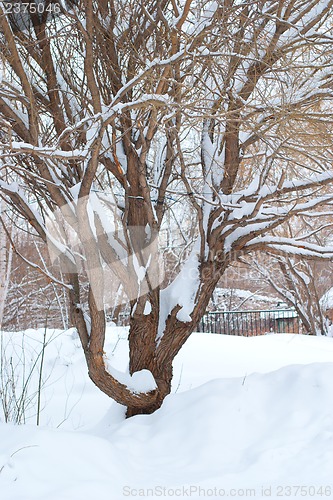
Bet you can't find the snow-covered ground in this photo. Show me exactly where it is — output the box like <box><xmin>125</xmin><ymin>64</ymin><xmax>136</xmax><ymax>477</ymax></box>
<box><xmin>0</xmin><ymin>327</ymin><xmax>333</xmax><ymax>500</ymax></box>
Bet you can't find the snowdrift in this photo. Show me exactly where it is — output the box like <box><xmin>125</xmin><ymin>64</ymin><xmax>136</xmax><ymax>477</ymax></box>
<box><xmin>0</xmin><ymin>329</ymin><xmax>332</xmax><ymax>500</ymax></box>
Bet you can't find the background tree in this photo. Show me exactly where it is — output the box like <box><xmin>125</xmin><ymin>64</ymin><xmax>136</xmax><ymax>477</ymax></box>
<box><xmin>252</xmin><ymin>213</ymin><xmax>333</xmax><ymax>336</ymax></box>
<box><xmin>1</xmin><ymin>0</ymin><xmax>333</xmax><ymax>416</ymax></box>
<box><xmin>0</xmin><ymin>201</ymin><xmax>12</xmax><ymax>329</ymax></box>
<box><xmin>253</xmin><ymin>253</ymin><xmax>331</xmax><ymax>336</ymax></box>
<box><xmin>0</xmin><ymin>230</ymin><xmax>69</xmax><ymax>331</ymax></box>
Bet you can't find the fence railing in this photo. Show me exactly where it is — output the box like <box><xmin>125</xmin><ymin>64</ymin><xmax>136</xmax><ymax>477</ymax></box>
<box><xmin>198</xmin><ymin>308</ymin><xmax>301</xmax><ymax>336</ymax></box>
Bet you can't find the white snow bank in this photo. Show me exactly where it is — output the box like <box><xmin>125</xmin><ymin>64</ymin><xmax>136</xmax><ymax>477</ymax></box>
<box><xmin>172</xmin><ymin>332</ymin><xmax>333</xmax><ymax>390</ymax></box>
<box><xmin>1</xmin><ymin>361</ymin><xmax>333</xmax><ymax>499</ymax></box>
<box><xmin>0</xmin><ymin>329</ymin><xmax>332</xmax><ymax>499</ymax></box>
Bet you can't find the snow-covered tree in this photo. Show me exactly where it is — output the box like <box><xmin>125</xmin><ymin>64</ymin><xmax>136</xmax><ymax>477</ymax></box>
<box><xmin>0</xmin><ymin>233</ymin><xmax>69</xmax><ymax>331</ymax></box>
<box><xmin>1</xmin><ymin>0</ymin><xmax>333</xmax><ymax>415</ymax></box>
<box><xmin>0</xmin><ymin>201</ymin><xmax>12</xmax><ymax>329</ymax></box>
<box><xmin>253</xmin><ymin>253</ymin><xmax>330</xmax><ymax>336</ymax></box>
<box><xmin>251</xmin><ymin>213</ymin><xmax>333</xmax><ymax>336</ymax></box>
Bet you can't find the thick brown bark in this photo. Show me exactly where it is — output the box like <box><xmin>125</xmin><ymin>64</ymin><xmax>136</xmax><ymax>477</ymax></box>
<box><xmin>126</xmin><ymin>308</ymin><xmax>170</xmax><ymax>417</ymax></box>
<box><xmin>126</xmin><ymin>260</ymin><xmax>226</xmax><ymax>417</ymax></box>
<box><xmin>87</xmin><ymin>351</ymin><xmax>160</xmax><ymax>411</ymax></box>
<box><xmin>67</xmin><ymin>281</ymin><xmax>160</xmax><ymax>413</ymax></box>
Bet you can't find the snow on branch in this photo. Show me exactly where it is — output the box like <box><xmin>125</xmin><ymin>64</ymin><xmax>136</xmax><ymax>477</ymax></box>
<box><xmin>246</xmin><ymin>236</ymin><xmax>333</xmax><ymax>260</ymax></box>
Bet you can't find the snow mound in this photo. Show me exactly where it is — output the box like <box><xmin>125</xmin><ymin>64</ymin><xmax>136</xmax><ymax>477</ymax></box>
<box><xmin>1</xmin><ymin>362</ymin><xmax>333</xmax><ymax>499</ymax></box>
<box><xmin>0</xmin><ymin>329</ymin><xmax>333</xmax><ymax>499</ymax></box>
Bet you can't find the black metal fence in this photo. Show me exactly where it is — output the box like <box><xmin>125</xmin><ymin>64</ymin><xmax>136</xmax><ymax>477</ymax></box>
<box><xmin>198</xmin><ymin>308</ymin><xmax>301</xmax><ymax>336</ymax></box>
